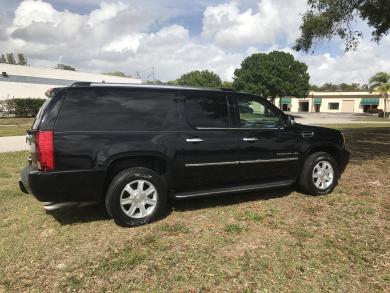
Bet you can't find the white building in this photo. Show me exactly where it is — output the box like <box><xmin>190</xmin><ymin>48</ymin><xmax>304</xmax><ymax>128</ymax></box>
<box><xmin>275</xmin><ymin>91</ymin><xmax>387</xmax><ymax>113</ymax></box>
<box><xmin>0</xmin><ymin>64</ymin><xmax>141</xmax><ymax>100</ymax></box>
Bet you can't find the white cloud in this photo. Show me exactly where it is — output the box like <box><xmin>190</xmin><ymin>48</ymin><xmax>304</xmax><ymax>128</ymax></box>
<box><xmin>296</xmin><ymin>37</ymin><xmax>390</xmax><ymax>85</ymax></box>
<box><xmin>202</xmin><ymin>0</ymin><xmax>307</xmax><ymax>47</ymax></box>
<box><xmin>87</xmin><ymin>2</ymin><xmax>128</xmax><ymax>27</ymax></box>
<box><xmin>1</xmin><ymin>0</ymin><xmax>243</xmax><ymax>81</ymax></box>
<box><xmin>1</xmin><ymin>0</ymin><xmax>390</xmax><ymax>85</ymax></box>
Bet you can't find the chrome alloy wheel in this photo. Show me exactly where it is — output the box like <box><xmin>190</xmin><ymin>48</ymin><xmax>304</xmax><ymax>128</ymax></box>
<box><xmin>312</xmin><ymin>160</ymin><xmax>334</xmax><ymax>190</ymax></box>
<box><xmin>120</xmin><ymin>180</ymin><xmax>158</xmax><ymax>219</ymax></box>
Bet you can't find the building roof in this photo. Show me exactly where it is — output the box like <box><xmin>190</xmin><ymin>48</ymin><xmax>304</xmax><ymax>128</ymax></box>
<box><xmin>0</xmin><ymin>63</ymin><xmax>141</xmax><ymax>85</ymax></box>
<box><xmin>309</xmin><ymin>91</ymin><xmax>381</xmax><ymax>96</ymax></box>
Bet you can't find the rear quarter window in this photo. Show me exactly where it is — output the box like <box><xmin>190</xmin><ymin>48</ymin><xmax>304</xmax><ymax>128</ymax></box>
<box><xmin>54</xmin><ymin>88</ymin><xmax>173</xmax><ymax>131</ymax></box>
<box><xmin>32</xmin><ymin>98</ymin><xmax>51</xmax><ymax>129</ymax></box>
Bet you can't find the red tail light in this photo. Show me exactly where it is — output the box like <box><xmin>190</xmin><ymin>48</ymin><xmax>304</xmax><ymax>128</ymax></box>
<box><xmin>36</xmin><ymin>131</ymin><xmax>54</xmax><ymax>171</ymax></box>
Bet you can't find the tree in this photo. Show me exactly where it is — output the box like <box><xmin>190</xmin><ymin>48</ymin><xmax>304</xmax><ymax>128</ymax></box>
<box><xmin>310</xmin><ymin>82</ymin><xmax>365</xmax><ymax>91</ymax></box>
<box><xmin>6</xmin><ymin>53</ymin><xmax>16</xmax><ymax>65</ymax></box>
<box><xmin>176</xmin><ymin>70</ymin><xmax>222</xmax><ymax>87</ymax></box>
<box><xmin>221</xmin><ymin>81</ymin><xmax>233</xmax><ymax>89</ymax></box>
<box><xmin>167</xmin><ymin>80</ymin><xmax>178</xmax><ymax>86</ymax></box>
<box><xmin>56</xmin><ymin>64</ymin><xmax>76</xmax><ymax>71</ymax></box>
<box><xmin>0</xmin><ymin>54</ymin><xmax>6</xmax><ymax>63</ymax></box>
<box><xmin>233</xmin><ymin>51</ymin><xmax>310</xmax><ymax>105</ymax></box>
<box><xmin>295</xmin><ymin>0</ymin><xmax>390</xmax><ymax>53</ymax></box>
<box><xmin>17</xmin><ymin>53</ymin><xmax>27</xmax><ymax>65</ymax></box>
<box><xmin>369</xmin><ymin>72</ymin><xmax>390</xmax><ymax>118</ymax></box>
<box><xmin>103</xmin><ymin>71</ymin><xmax>127</xmax><ymax>77</ymax></box>
<box><xmin>145</xmin><ymin>80</ymin><xmax>164</xmax><ymax>85</ymax></box>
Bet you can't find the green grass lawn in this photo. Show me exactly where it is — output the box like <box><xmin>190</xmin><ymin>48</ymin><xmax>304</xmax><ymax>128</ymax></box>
<box><xmin>0</xmin><ymin>118</ymin><xmax>34</xmax><ymax>137</ymax></box>
<box><xmin>0</xmin><ymin>118</ymin><xmax>35</xmax><ymax>125</ymax></box>
<box><xmin>0</xmin><ymin>126</ymin><xmax>389</xmax><ymax>292</ymax></box>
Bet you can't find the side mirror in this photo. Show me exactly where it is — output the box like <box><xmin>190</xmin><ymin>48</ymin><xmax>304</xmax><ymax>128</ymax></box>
<box><xmin>286</xmin><ymin>115</ymin><xmax>295</xmax><ymax>127</ymax></box>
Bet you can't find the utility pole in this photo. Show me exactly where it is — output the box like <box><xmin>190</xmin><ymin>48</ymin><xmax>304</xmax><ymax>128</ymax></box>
<box><xmin>152</xmin><ymin>66</ymin><xmax>156</xmax><ymax>83</ymax></box>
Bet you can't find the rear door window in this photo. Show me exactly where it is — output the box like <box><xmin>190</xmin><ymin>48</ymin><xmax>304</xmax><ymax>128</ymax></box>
<box><xmin>184</xmin><ymin>92</ymin><xmax>229</xmax><ymax>128</ymax></box>
<box><xmin>55</xmin><ymin>88</ymin><xmax>173</xmax><ymax>131</ymax></box>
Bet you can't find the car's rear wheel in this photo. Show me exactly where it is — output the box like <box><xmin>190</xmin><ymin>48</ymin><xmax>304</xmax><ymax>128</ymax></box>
<box><xmin>105</xmin><ymin>167</ymin><xmax>167</xmax><ymax>227</ymax></box>
<box><xmin>299</xmin><ymin>152</ymin><xmax>339</xmax><ymax>195</ymax></box>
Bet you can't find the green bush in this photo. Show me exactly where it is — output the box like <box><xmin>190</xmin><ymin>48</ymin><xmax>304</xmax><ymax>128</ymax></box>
<box><xmin>5</xmin><ymin>98</ymin><xmax>45</xmax><ymax>117</ymax></box>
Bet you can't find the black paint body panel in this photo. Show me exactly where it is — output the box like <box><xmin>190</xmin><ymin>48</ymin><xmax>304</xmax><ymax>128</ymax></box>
<box><xmin>20</xmin><ymin>85</ymin><xmax>349</xmax><ymax>203</ymax></box>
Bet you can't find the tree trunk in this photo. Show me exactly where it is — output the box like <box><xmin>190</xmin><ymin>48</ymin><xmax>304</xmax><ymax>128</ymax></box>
<box><xmin>384</xmin><ymin>92</ymin><xmax>388</xmax><ymax>119</ymax></box>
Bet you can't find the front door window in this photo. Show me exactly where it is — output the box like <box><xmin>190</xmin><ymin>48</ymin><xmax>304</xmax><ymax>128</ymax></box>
<box><xmin>238</xmin><ymin>96</ymin><xmax>281</xmax><ymax>128</ymax></box>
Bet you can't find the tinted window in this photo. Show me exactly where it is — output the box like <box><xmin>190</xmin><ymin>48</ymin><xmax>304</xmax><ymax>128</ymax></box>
<box><xmin>237</xmin><ymin>95</ymin><xmax>281</xmax><ymax>128</ymax></box>
<box><xmin>328</xmin><ymin>102</ymin><xmax>339</xmax><ymax>110</ymax></box>
<box><xmin>184</xmin><ymin>93</ymin><xmax>229</xmax><ymax>128</ymax></box>
<box><xmin>55</xmin><ymin>88</ymin><xmax>172</xmax><ymax>131</ymax></box>
<box><xmin>32</xmin><ymin>98</ymin><xmax>51</xmax><ymax>129</ymax></box>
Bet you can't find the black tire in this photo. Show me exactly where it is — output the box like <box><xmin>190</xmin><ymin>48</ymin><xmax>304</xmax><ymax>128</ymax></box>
<box><xmin>105</xmin><ymin>167</ymin><xmax>167</xmax><ymax>227</ymax></box>
<box><xmin>299</xmin><ymin>152</ymin><xmax>339</xmax><ymax>195</ymax></box>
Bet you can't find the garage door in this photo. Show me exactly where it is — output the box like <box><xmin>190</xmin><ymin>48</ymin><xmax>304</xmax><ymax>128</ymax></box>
<box><xmin>342</xmin><ymin>100</ymin><xmax>354</xmax><ymax>112</ymax></box>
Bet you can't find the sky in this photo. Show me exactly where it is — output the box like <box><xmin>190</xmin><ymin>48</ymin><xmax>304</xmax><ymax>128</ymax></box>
<box><xmin>0</xmin><ymin>0</ymin><xmax>390</xmax><ymax>85</ymax></box>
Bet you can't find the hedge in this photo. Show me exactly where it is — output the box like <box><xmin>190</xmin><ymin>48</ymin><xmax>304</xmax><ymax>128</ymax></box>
<box><xmin>2</xmin><ymin>98</ymin><xmax>46</xmax><ymax>117</ymax></box>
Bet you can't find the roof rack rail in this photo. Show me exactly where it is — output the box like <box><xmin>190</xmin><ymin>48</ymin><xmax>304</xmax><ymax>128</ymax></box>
<box><xmin>71</xmin><ymin>82</ymin><xmax>91</xmax><ymax>87</ymax></box>
<box><xmin>68</xmin><ymin>82</ymin><xmax>236</xmax><ymax>92</ymax></box>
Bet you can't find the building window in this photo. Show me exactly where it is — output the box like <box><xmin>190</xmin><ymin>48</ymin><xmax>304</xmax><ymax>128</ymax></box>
<box><xmin>299</xmin><ymin>101</ymin><xmax>309</xmax><ymax>112</ymax></box>
<box><xmin>328</xmin><ymin>103</ymin><xmax>339</xmax><ymax>110</ymax></box>
<box><xmin>281</xmin><ymin>103</ymin><xmax>291</xmax><ymax>111</ymax></box>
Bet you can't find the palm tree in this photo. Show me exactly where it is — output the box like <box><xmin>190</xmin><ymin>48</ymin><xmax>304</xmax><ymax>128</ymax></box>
<box><xmin>369</xmin><ymin>72</ymin><xmax>390</xmax><ymax>118</ymax></box>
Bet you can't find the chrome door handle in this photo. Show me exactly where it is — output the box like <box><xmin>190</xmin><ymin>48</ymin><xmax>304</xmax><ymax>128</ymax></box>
<box><xmin>186</xmin><ymin>138</ymin><xmax>204</xmax><ymax>143</ymax></box>
<box><xmin>242</xmin><ymin>137</ymin><xmax>259</xmax><ymax>142</ymax></box>
<box><xmin>301</xmin><ymin>131</ymin><xmax>314</xmax><ymax>138</ymax></box>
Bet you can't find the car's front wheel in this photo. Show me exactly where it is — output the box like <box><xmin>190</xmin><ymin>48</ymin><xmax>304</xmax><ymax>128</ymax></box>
<box><xmin>299</xmin><ymin>152</ymin><xmax>339</xmax><ymax>195</ymax></box>
<box><xmin>105</xmin><ymin>167</ymin><xmax>167</xmax><ymax>227</ymax></box>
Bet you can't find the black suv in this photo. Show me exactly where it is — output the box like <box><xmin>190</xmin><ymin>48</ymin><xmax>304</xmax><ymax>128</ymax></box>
<box><xmin>20</xmin><ymin>83</ymin><xmax>349</xmax><ymax>227</ymax></box>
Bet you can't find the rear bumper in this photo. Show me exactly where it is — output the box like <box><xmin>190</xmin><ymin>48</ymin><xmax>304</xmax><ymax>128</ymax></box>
<box><xmin>19</xmin><ymin>165</ymin><xmax>106</xmax><ymax>202</ymax></box>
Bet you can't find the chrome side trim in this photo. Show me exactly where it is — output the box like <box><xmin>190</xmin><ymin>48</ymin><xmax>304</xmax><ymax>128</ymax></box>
<box><xmin>185</xmin><ymin>161</ymin><xmax>239</xmax><ymax>167</ymax></box>
<box><xmin>185</xmin><ymin>157</ymin><xmax>298</xmax><ymax>167</ymax></box>
<box><xmin>239</xmin><ymin>157</ymin><xmax>298</xmax><ymax>164</ymax></box>
<box><xmin>196</xmin><ymin>127</ymin><xmax>283</xmax><ymax>130</ymax></box>
<box><xmin>277</xmin><ymin>152</ymin><xmax>299</xmax><ymax>156</ymax></box>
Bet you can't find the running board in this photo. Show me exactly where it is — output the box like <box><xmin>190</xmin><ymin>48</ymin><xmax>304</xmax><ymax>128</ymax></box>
<box><xmin>43</xmin><ymin>201</ymin><xmax>99</xmax><ymax>211</ymax></box>
<box><xmin>173</xmin><ymin>179</ymin><xmax>295</xmax><ymax>199</ymax></box>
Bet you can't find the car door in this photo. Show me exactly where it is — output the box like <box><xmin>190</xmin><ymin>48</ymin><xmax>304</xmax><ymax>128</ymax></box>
<box><xmin>232</xmin><ymin>93</ymin><xmax>302</xmax><ymax>183</ymax></box>
<box><xmin>173</xmin><ymin>90</ymin><xmax>240</xmax><ymax>192</ymax></box>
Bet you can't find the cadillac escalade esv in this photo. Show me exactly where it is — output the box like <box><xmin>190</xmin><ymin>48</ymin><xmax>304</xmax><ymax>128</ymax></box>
<box><xmin>20</xmin><ymin>83</ymin><xmax>349</xmax><ymax>227</ymax></box>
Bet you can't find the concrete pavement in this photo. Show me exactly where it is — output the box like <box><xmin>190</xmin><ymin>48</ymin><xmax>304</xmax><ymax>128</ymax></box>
<box><xmin>0</xmin><ymin>136</ymin><xmax>29</xmax><ymax>153</ymax></box>
<box><xmin>293</xmin><ymin>113</ymin><xmax>390</xmax><ymax>125</ymax></box>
